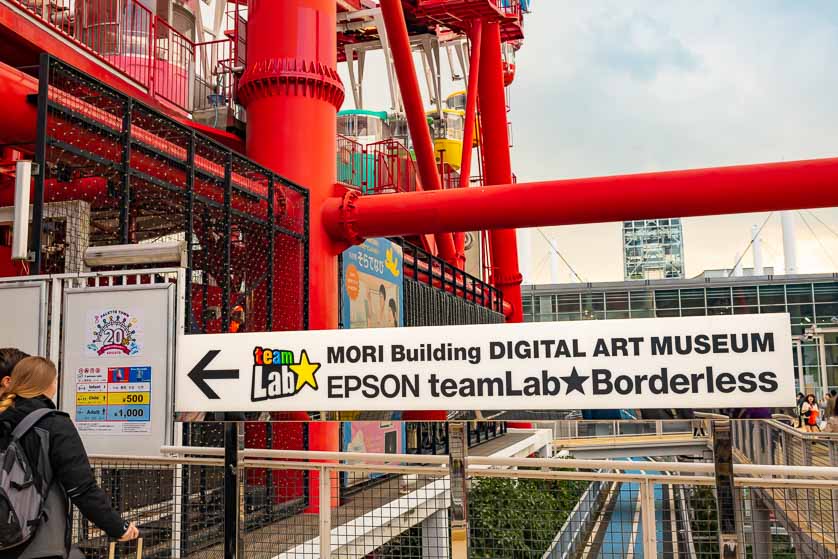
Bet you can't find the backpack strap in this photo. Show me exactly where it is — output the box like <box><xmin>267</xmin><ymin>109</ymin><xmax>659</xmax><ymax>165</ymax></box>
<box><xmin>11</xmin><ymin>408</ymin><xmax>56</xmax><ymax>441</ymax></box>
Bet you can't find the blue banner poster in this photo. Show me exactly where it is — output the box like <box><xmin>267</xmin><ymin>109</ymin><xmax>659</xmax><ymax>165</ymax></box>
<box><xmin>341</xmin><ymin>238</ymin><xmax>404</xmax><ymax>329</ymax></box>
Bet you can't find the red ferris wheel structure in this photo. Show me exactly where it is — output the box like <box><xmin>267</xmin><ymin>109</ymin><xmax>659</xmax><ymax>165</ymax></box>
<box><xmin>1</xmin><ymin>0</ymin><xmax>838</xmax><ymax>510</ymax></box>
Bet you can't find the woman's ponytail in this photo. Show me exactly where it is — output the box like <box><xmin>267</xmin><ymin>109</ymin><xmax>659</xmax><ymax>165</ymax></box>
<box><xmin>0</xmin><ymin>393</ymin><xmax>17</xmax><ymax>413</ymax></box>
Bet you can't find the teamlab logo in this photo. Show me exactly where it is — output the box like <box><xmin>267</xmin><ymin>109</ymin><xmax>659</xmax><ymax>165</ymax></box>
<box><xmin>251</xmin><ymin>346</ymin><xmax>321</xmax><ymax>402</ymax></box>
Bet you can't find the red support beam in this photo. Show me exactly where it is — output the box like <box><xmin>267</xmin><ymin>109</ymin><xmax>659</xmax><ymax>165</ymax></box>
<box><xmin>0</xmin><ymin>62</ymin><xmax>38</xmax><ymax>149</ymax></box>
<box><xmin>477</xmin><ymin>20</ymin><xmax>523</xmax><ymax>322</ymax></box>
<box><xmin>378</xmin><ymin>0</ymin><xmax>458</xmax><ymax>264</ymax></box>
<box><xmin>323</xmin><ymin>156</ymin><xmax>838</xmax><ymax>240</ymax></box>
<box><xmin>454</xmin><ymin>20</ymin><xmax>483</xmax><ymax>267</ymax></box>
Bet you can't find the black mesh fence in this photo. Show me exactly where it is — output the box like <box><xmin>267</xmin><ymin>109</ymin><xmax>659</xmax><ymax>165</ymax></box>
<box><xmin>33</xmin><ymin>55</ymin><xmax>308</xmax><ymax>333</ymax></box>
<box><xmin>403</xmin><ymin>282</ymin><xmax>504</xmax><ymax>327</ymax></box>
<box><xmin>73</xmin><ymin>425</ymin><xmax>838</xmax><ymax>559</ymax></box>
<box><xmin>75</xmin><ymin>457</ymin><xmax>226</xmax><ymax>559</ymax></box>
<box><xmin>396</xmin><ymin>237</ymin><xmax>505</xmax><ymax>326</ymax></box>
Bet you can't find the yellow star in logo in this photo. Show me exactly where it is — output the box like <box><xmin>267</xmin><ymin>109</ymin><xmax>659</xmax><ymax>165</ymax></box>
<box><xmin>290</xmin><ymin>350</ymin><xmax>320</xmax><ymax>392</ymax></box>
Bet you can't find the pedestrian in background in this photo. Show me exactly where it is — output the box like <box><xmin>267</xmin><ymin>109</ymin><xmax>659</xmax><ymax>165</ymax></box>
<box><xmin>801</xmin><ymin>394</ymin><xmax>820</xmax><ymax>433</ymax></box>
<box><xmin>0</xmin><ymin>348</ymin><xmax>28</xmax><ymax>394</ymax></box>
<box><xmin>825</xmin><ymin>389</ymin><xmax>837</xmax><ymax>421</ymax></box>
<box><xmin>826</xmin><ymin>397</ymin><xmax>838</xmax><ymax>433</ymax></box>
<box><xmin>796</xmin><ymin>392</ymin><xmax>806</xmax><ymax>427</ymax></box>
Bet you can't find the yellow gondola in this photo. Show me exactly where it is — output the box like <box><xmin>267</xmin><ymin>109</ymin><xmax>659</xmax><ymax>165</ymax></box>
<box><xmin>427</xmin><ymin>108</ymin><xmax>467</xmax><ymax>170</ymax></box>
<box><xmin>445</xmin><ymin>91</ymin><xmax>480</xmax><ymax>148</ymax></box>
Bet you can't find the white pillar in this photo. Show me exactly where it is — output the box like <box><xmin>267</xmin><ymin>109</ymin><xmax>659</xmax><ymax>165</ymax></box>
<box><xmin>781</xmin><ymin>211</ymin><xmax>798</xmax><ymax>274</ymax></box>
<box><xmin>549</xmin><ymin>238</ymin><xmax>560</xmax><ymax>284</ymax></box>
<box><xmin>733</xmin><ymin>252</ymin><xmax>743</xmax><ymax>277</ymax></box>
<box><xmin>751</xmin><ymin>225</ymin><xmax>764</xmax><ymax>276</ymax></box>
<box><xmin>422</xmin><ymin>509</ymin><xmax>450</xmax><ymax>559</ymax></box>
<box><xmin>517</xmin><ymin>229</ymin><xmax>532</xmax><ymax>284</ymax></box>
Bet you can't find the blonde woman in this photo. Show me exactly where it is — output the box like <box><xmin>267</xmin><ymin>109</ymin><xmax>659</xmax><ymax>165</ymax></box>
<box><xmin>0</xmin><ymin>357</ymin><xmax>137</xmax><ymax>559</ymax></box>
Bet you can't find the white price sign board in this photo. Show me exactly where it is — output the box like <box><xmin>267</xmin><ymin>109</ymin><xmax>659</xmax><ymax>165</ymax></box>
<box><xmin>61</xmin><ymin>284</ymin><xmax>175</xmax><ymax>456</ymax></box>
<box><xmin>175</xmin><ymin>314</ymin><xmax>796</xmax><ymax>413</ymax></box>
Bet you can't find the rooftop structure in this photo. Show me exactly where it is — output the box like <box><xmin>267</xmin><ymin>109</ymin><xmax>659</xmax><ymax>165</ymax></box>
<box><xmin>622</xmin><ymin>218</ymin><xmax>685</xmax><ymax>280</ymax></box>
<box><xmin>523</xmin><ymin>273</ymin><xmax>838</xmax><ymax>396</ymax></box>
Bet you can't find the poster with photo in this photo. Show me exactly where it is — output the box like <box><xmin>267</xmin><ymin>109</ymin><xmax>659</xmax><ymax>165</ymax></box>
<box><xmin>341</xmin><ymin>421</ymin><xmax>405</xmax><ymax>488</ymax></box>
<box><xmin>341</xmin><ymin>238</ymin><xmax>404</xmax><ymax>329</ymax></box>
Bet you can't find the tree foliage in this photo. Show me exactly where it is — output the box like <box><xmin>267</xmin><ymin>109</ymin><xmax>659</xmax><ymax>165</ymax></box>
<box><xmin>468</xmin><ymin>477</ymin><xmax>589</xmax><ymax>559</ymax></box>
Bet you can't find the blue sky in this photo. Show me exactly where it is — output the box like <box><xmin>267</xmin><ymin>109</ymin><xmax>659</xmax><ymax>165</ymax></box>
<box><xmin>340</xmin><ymin>1</ymin><xmax>838</xmax><ymax>282</ymax></box>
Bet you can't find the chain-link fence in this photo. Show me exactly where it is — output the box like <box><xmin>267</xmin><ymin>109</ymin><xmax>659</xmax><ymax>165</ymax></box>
<box><xmin>78</xmin><ymin>454</ymin><xmax>225</xmax><ymax>559</ymax></box>
<box><xmin>733</xmin><ymin>419</ymin><xmax>838</xmax><ymax>558</ymax></box>
<box><xmin>33</xmin><ymin>55</ymin><xmax>309</xmax><ymax>333</ymax></box>
<box><xmin>78</xmin><ymin>420</ymin><xmax>838</xmax><ymax>559</ymax></box>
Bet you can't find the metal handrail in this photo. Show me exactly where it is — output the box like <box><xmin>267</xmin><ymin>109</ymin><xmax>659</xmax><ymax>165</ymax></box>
<box><xmin>765</xmin><ymin>417</ymin><xmax>838</xmax><ymax>439</ymax></box>
<box><xmin>91</xmin><ymin>450</ymin><xmax>838</xmax><ymax>489</ymax></box>
<box><xmin>157</xmin><ymin>446</ymin><xmax>838</xmax><ymax>481</ymax></box>
<box><xmin>0</xmin><ymin>266</ymin><xmax>182</xmax><ymax>283</ymax></box>
<box><xmin>242</xmin><ymin>447</ymin><xmax>450</xmax><ymax>464</ymax></box>
<box><xmin>9</xmin><ymin>0</ymin><xmax>237</xmax><ymax>111</ymax></box>
<box><xmin>470</xmin><ymin>455</ymin><xmax>838</xmax><ymax>479</ymax></box>
<box><xmin>693</xmin><ymin>411</ymin><xmax>729</xmax><ymax>420</ymax></box>
<box><xmin>90</xmin><ymin>454</ymin><xmax>222</xmax><ymax>467</ymax></box>
<box><xmin>553</xmin><ymin>419</ymin><xmax>696</xmax><ymax>440</ymax></box>
<box><xmin>243</xmin><ymin>459</ymin><xmax>449</xmax><ymax>477</ymax></box>
<box><xmin>161</xmin><ymin>445</ymin><xmax>450</xmax><ymax>465</ymax></box>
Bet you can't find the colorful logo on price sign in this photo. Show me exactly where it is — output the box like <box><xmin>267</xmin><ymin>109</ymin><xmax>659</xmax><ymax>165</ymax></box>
<box><xmin>87</xmin><ymin>309</ymin><xmax>141</xmax><ymax>356</ymax></box>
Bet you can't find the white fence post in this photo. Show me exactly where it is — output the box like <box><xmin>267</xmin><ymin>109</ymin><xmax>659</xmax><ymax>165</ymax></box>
<box><xmin>171</xmin><ymin>423</ymin><xmax>183</xmax><ymax>559</ymax></box>
<box><xmin>319</xmin><ymin>466</ymin><xmax>332</xmax><ymax>559</ymax></box>
<box><xmin>830</xmin><ymin>442</ymin><xmax>838</xmax><ymax>549</ymax></box>
<box><xmin>639</xmin><ymin>479</ymin><xmax>657</xmax><ymax>559</ymax></box>
<box><xmin>449</xmin><ymin>423</ymin><xmax>468</xmax><ymax>559</ymax></box>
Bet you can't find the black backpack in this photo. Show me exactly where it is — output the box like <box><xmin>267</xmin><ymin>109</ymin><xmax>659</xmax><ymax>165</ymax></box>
<box><xmin>0</xmin><ymin>408</ymin><xmax>58</xmax><ymax>550</ymax></box>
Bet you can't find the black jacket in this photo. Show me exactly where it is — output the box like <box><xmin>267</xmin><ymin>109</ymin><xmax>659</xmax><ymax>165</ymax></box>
<box><xmin>0</xmin><ymin>396</ymin><xmax>126</xmax><ymax>557</ymax></box>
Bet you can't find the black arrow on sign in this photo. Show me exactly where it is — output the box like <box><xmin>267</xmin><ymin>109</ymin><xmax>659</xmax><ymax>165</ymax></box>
<box><xmin>188</xmin><ymin>350</ymin><xmax>238</xmax><ymax>399</ymax></box>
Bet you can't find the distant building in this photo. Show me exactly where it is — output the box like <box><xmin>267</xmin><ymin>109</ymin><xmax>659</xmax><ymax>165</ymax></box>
<box><xmin>697</xmin><ymin>267</ymin><xmax>775</xmax><ymax>279</ymax></box>
<box><xmin>522</xmin><ymin>273</ymin><xmax>838</xmax><ymax>397</ymax></box>
<box><xmin>622</xmin><ymin>219</ymin><xmax>684</xmax><ymax>280</ymax></box>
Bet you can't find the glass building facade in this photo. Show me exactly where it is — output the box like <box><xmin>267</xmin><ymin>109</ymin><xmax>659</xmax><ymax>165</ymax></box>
<box><xmin>522</xmin><ymin>274</ymin><xmax>838</xmax><ymax>397</ymax></box>
<box><xmin>623</xmin><ymin>218</ymin><xmax>685</xmax><ymax>280</ymax></box>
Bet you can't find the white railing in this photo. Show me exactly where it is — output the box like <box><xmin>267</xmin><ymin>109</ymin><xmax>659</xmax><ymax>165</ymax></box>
<box><xmin>137</xmin><ymin>445</ymin><xmax>838</xmax><ymax>559</ymax></box>
<box><xmin>551</xmin><ymin>419</ymin><xmax>696</xmax><ymax>440</ymax></box>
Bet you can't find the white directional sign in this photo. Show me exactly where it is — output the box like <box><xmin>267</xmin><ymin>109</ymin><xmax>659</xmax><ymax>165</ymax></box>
<box><xmin>175</xmin><ymin>314</ymin><xmax>796</xmax><ymax>412</ymax></box>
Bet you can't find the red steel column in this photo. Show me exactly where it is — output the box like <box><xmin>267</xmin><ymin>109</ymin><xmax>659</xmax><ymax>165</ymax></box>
<box><xmin>379</xmin><ymin>0</ymin><xmax>458</xmax><ymax>264</ymax></box>
<box><xmin>477</xmin><ymin>20</ymin><xmax>523</xmax><ymax>322</ymax></box>
<box><xmin>454</xmin><ymin>20</ymin><xmax>483</xmax><ymax>267</ymax></box>
<box><xmin>237</xmin><ymin>0</ymin><xmax>343</xmax><ymax>510</ymax></box>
